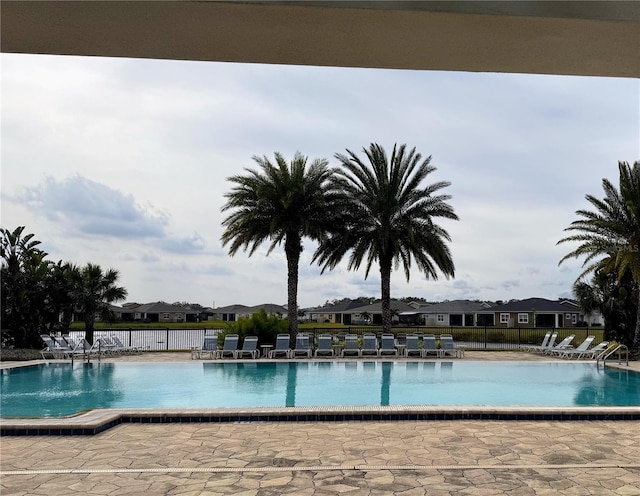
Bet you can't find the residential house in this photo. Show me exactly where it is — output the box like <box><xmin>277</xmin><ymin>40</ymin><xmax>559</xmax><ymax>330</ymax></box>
<box><xmin>211</xmin><ymin>303</ymin><xmax>287</xmax><ymax>322</ymax></box>
<box><xmin>342</xmin><ymin>300</ymin><xmax>420</xmax><ymax>325</ymax></box>
<box><xmin>309</xmin><ymin>300</ymin><xmax>373</xmax><ymax>324</ymax></box>
<box><xmin>418</xmin><ymin>300</ymin><xmax>495</xmax><ymax>326</ymax></box>
<box><xmin>492</xmin><ymin>298</ymin><xmax>581</xmax><ymax>328</ymax></box>
<box><xmin>120</xmin><ymin>301</ymin><xmax>198</xmax><ymax>323</ymax></box>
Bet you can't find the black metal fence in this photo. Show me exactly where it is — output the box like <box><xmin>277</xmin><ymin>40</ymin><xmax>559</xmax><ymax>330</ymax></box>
<box><xmin>69</xmin><ymin>326</ymin><xmax>603</xmax><ymax>351</ymax></box>
<box><xmin>301</xmin><ymin>326</ymin><xmax>604</xmax><ymax>350</ymax></box>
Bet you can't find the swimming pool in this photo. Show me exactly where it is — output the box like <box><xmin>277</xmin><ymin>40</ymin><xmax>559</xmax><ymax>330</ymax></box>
<box><xmin>2</xmin><ymin>361</ymin><xmax>639</xmax><ymax>418</ymax></box>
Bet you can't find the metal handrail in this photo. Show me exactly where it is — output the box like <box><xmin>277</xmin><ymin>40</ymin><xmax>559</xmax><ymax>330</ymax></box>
<box><xmin>596</xmin><ymin>344</ymin><xmax>629</xmax><ymax>368</ymax></box>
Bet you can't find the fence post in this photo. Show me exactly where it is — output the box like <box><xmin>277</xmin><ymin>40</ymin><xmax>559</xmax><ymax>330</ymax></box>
<box><xmin>518</xmin><ymin>328</ymin><xmax>521</xmax><ymax>348</ymax></box>
<box><xmin>166</xmin><ymin>328</ymin><xmax>170</xmax><ymax>350</ymax></box>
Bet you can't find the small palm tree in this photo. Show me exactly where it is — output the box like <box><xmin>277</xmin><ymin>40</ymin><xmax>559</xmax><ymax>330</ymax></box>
<box><xmin>221</xmin><ymin>152</ymin><xmax>336</xmax><ymax>342</ymax></box>
<box><xmin>69</xmin><ymin>263</ymin><xmax>128</xmax><ymax>345</ymax></box>
<box><xmin>558</xmin><ymin>160</ymin><xmax>640</xmax><ymax>350</ymax></box>
<box><xmin>313</xmin><ymin>143</ymin><xmax>458</xmax><ymax>333</ymax></box>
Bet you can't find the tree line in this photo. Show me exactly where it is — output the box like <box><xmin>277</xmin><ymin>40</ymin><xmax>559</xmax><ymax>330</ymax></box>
<box><xmin>1</xmin><ymin>226</ymin><xmax>127</xmax><ymax>348</ymax></box>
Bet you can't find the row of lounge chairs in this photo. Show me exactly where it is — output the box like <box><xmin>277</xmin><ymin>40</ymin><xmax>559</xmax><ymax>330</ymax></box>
<box><xmin>40</xmin><ymin>334</ymin><xmax>141</xmax><ymax>360</ymax></box>
<box><xmin>192</xmin><ymin>333</ymin><xmax>465</xmax><ymax>359</ymax></box>
<box><xmin>521</xmin><ymin>331</ymin><xmax>610</xmax><ymax>359</ymax></box>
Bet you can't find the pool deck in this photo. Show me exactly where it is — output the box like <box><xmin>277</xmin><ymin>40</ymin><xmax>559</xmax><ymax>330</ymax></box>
<box><xmin>2</xmin><ymin>352</ymin><xmax>639</xmax><ymax>495</ymax></box>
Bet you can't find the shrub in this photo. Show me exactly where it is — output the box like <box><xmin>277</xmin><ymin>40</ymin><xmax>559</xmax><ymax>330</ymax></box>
<box><xmin>219</xmin><ymin>309</ymin><xmax>288</xmax><ymax>346</ymax></box>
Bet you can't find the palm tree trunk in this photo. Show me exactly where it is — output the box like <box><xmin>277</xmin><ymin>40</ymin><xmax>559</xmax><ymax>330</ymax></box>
<box><xmin>380</xmin><ymin>258</ymin><xmax>392</xmax><ymax>333</ymax></box>
<box><xmin>285</xmin><ymin>234</ymin><xmax>301</xmax><ymax>347</ymax></box>
<box><xmin>84</xmin><ymin>318</ymin><xmax>95</xmax><ymax>346</ymax></box>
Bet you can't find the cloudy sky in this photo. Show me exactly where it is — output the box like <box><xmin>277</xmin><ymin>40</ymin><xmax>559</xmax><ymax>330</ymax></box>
<box><xmin>2</xmin><ymin>54</ymin><xmax>638</xmax><ymax>309</ymax></box>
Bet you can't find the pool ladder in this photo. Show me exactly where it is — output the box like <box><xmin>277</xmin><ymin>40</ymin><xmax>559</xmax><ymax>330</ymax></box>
<box><xmin>596</xmin><ymin>344</ymin><xmax>629</xmax><ymax>369</ymax></box>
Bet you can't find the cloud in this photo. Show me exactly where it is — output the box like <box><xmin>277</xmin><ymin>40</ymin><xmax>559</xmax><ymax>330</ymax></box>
<box><xmin>18</xmin><ymin>174</ymin><xmax>168</xmax><ymax>237</ymax></box>
<box><xmin>14</xmin><ymin>174</ymin><xmax>207</xmax><ymax>254</ymax></box>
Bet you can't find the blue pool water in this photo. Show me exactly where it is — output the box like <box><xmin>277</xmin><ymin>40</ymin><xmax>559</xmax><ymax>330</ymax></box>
<box><xmin>2</xmin><ymin>361</ymin><xmax>639</xmax><ymax>417</ymax></box>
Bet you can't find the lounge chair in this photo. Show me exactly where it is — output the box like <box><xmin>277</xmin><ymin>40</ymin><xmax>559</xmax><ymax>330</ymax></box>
<box><xmin>576</xmin><ymin>341</ymin><xmax>610</xmax><ymax>360</ymax></box>
<box><xmin>551</xmin><ymin>335</ymin><xmax>595</xmax><ymax>358</ymax></box>
<box><xmin>341</xmin><ymin>334</ymin><xmax>360</xmax><ymax>357</ymax></box>
<box><xmin>360</xmin><ymin>333</ymin><xmax>378</xmax><ymax>356</ymax></box>
<box><xmin>440</xmin><ymin>334</ymin><xmax>464</xmax><ymax>358</ymax></box>
<box><xmin>111</xmin><ymin>335</ymin><xmax>141</xmax><ymax>354</ymax></box>
<box><xmin>292</xmin><ymin>334</ymin><xmax>312</xmax><ymax>358</ymax></box>
<box><xmin>97</xmin><ymin>336</ymin><xmax>120</xmax><ymax>355</ymax></box>
<box><xmin>521</xmin><ymin>331</ymin><xmax>551</xmax><ymax>353</ymax></box>
<box><xmin>314</xmin><ymin>334</ymin><xmax>335</xmax><ymax>357</ymax></box>
<box><xmin>269</xmin><ymin>333</ymin><xmax>292</xmax><ymax>358</ymax></box>
<box><xmin>40</xmin><ymin>334</ymin><xmax>64</xmax><ymax>359</ymax></box>
<box><xmin>215</xmin><ymin>334</ymin><xmax>239</xmax><ymax>359</ymax></box>
<box><xmin>422</xmin><ymin>334</ymin><xmax>441</xmax><ymax>358</ymax></box>
<box><xmin>192</xmin><ymin>334</ymin><xmax>218</xmax><ymax>359</ymax></box>
<box><xmin>234</xmin><ymin>335</ymin><xmax>259</xmax><ymax>359</ymax></box>
<box><xmin>404</xmin><ymin>335</ymin><xmax>422</xmax><ymax>357</ymax></box>
<box><xmin>531</xmin><ymin>332</ymin><xmax>558</xmax><ymax>354</ymax></box>
<box><xmin>378</xmin><ymin>334</ymin><xmax>398</xmax><ymax>356</ymax></box>
<box><xmin>543</xmin><ymin>334</ymin><xmax>575</xmax><ymax>355</ymax></box>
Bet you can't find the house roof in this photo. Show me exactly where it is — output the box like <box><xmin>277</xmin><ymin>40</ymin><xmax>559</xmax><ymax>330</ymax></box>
<box><xmin>418</xmin><ymin>300</ymin><xmax>494</xmax><ymax>314</ymax></box>
<box><xmin>345</xmin><ymin>300</ymin><xmax>417</xmax><ymax>314</ymax></box>
<box><xmin>123</xmin><ymin>301</ymin><xmax>198</xmax><ymax>314</ymax></box>
<box><xmin>214</xmin><ymin>303</ymin><xmax>287</xmax><ymax>315</ymax></box>
<box><xmin>492</xmin><ymin>298</ymin><xmax>579</xmax><ymax>313</ymax></box>
<box><xmin>311</xmin><ymin>300</ymin><xmax>374</xmax><ymax>314</ymax></box>
<box><xmin>244</xmin><ymin>303</ymin><xmax>287</xmax><ymax>314</ymax></box>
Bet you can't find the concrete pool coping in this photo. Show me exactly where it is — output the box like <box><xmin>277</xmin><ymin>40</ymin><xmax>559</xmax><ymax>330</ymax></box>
<box><xmin>2</xmin><ymin>353</ymin><xmax>639</xmax><ymax>435</ymax></box>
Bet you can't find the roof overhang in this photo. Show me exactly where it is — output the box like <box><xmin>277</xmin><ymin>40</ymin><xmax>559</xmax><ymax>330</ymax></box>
<box><xmin>2</xmin><ymin>1</ymin><xmax>639</xmax><ymax>77</ymax></box>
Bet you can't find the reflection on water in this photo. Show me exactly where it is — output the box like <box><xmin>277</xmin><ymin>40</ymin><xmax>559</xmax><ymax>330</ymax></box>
<box><xmin>2</xmin><ymin>361</ymin><xmax>639</xmax><ymax>417</ymax></box>
<box><xmin>574</xmin><ymin>368</ymin><xmax>640</xmax><ymax>406</ymax></box>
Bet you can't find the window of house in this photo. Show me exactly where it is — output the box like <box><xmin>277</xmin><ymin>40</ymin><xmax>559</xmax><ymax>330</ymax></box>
<box><xmin>163</xmin><ymin>313</ymin><xmax>170</xmax><ymax>319</ymax></box>
<box><xmin>565</xmin><ymin>313</ymin><xmax>571</xmax><ymax>319</ymax></box>
<box><xmin>572</xmin><ymin>314</ymin><xmax>577</xmax><ymax>324</ymax></box>
<box><xmin>500</xmin><ymin>313</ymin><xmax>510</xmax><ymax>324</ymax></box>
<box><xmin>518</xmin><ymin>313</ymin><xmax>528</xmax><ymax>324</ymax></box>
<box><xmin>437</xmin><ymin>314</ymin><xmax>444</xmax><ymax>322</ymax></box>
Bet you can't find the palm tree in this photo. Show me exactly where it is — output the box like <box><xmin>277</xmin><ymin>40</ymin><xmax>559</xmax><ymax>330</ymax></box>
<box><xmin>313</xmin><ymin>143</ymin><xmax>458</xmax><ymax>333</ymax></box>
<box><xmin>69</xmin><ymin>263</ymin><xmax>128</xmax><ymax>345</ymax></box>
<box><xmin>1</xmin><ymin>226</ymin><xmax>50</xmax><ymax>347</ymax></box>
<box><xmin>574</xmin><ymin>270</ymin><xmax>637</xmax><ymax>348</ymax></box>
<box><xmin>221</xmin><ymin>152</ymin><xmax>336</xmax><ymax>342</ymax></box>
<box><xmin>558</xmin><ymin>160</ymin><xmax>640</xmax><ymax>351</ymax></box>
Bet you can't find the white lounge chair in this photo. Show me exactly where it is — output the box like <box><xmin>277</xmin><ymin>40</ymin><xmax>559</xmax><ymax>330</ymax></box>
<box><xmin>360</xmin><ymin>333</ymin><xmax>378</xmax><ymax>356</ymax></box>
<box><xmin>440</xmin><ymin>334</ymin><xmax>464</xmax><ymax>358</ymax></box>
<box><xmin>521</xmin><ymin>331</ymin><xmax>551</xmax><ymax>352</ymax></box>
<box><xmin>40</xmin><ymin>334</ymin><xmax>64</xmax><ymax>359</ymax></box>
<box><xmin>234</xmin><ymin>336</ymin><xmax>259</xmax><ymax>359</ymax></box>
<box><xmin>576</xmin><ymin>341</ymin><xmax>610</xmax><ymax>359</ymax></box>
<box><xmin>531</xmin><ymin>332</ymin><xmax>559</xmax><ymax>354</ymax></box>
<box><xmin>314</xmin><ymin>334</ymin><xmax>335</xmax><ymax>357</ymax></box>
<box><xmin>292</xmin><ymin>334</ymin><xmax>312</xmax><ymax>358</ymax></box>
<box><xmin>543</xmin><ymin>335</ymin><xmax>575</xmax><ymax>355</ymax></box>
<box><xmin>404</xmin><ymin>335</ymin><xmax>422</xmax><ymax>357</ymax></box>
<box><xmin>192</xmin><ymin>334</ymin><xmax>218</xmax><ymax>359</ymax></box>
<box><xmin>552</xmin><ymin>335</ymin><xmax>595</xmax><ymax>358</ymax></box>
<box><xmin>378</xmin><ymin>334</ymin><xmax>398</xmax><ymax>356</ymax></box>
<box><xmin>216</xmin><ymin>334</ymin><xmax>239</xmax><ymax>359</ymax></box>
<box><xmin>341</xmin><ymin>334</ymin><xmax>360</xmax><ymax>357</ymax></box>
<box><xmin>111</xmin><ymin>336</ymin><xmax>141</xmax><ymax>354</ymax></box>
<box><xmin>422</xmin><ymin>334</ymin><xmax>441</xmax><ymax>358</ymax></box>
<box><xmin>269</xmin><ymin>334</ymin><xmax>292</xmax><ymax>358</ymax></box>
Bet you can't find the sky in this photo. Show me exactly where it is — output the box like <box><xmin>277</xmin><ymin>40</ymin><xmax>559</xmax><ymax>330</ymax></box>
<box><xmin>1</xmin><ymin>54</ymin><xmax>638</xmax><ymax>309</ymax></box>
